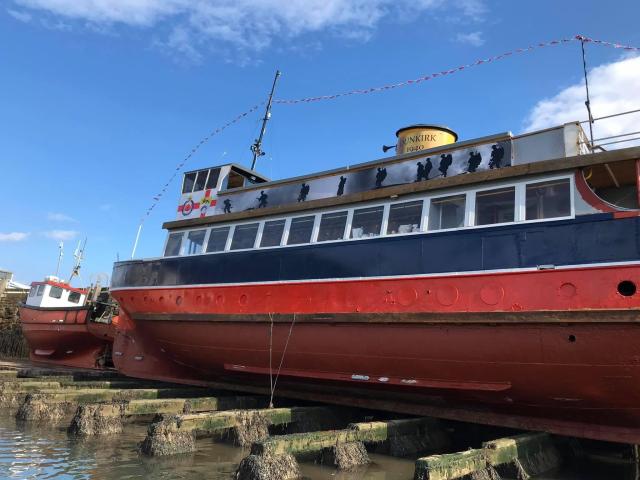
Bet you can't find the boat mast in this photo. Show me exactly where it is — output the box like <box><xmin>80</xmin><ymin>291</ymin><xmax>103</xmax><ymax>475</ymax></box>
<box><xmin>55</xmin><ymin>242</ymin><xmax>64</xmax><ymax>277</ymax></box>
<box><xmin>250</xmin><ymin>70</ymin><xmax>281</xmax><ymax>171</ymax></box>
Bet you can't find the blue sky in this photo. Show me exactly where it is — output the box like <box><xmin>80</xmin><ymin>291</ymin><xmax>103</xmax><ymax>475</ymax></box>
<box><xmin>1</xmin><ymin>0</ymin><xmax>639</xmax><ymax>285</ymax></box>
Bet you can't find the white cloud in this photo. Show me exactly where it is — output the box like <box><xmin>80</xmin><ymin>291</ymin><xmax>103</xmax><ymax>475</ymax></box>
<box><xmin>47</xmin><ymin>212</ymin><xmax>77</xmax><ymax>222</ymax></box>
<box><xmin>0</xmin><ymin>232</ymin><xmax>30</xmax><ymax>242</ymax></box>
<box><xmin>456</xmin><ymin>31</ymin><xmax>484</xmax><ymax>47</ymax></box>
<box><xmin>43</xmin><ymin>230</ymin><xmax>79</xmax><ymax>241</ymax></box>
<box><xmin>524</xmin><ymin>55</ymin><xmax>640</xmax><ymax>148</ymax></box>
<box><xmin>12</xmin><ymin>0</ymin><xmax>486</xmax><ymax>57</ymax></box>
<box><xmin>7</xmin><ymin>8</ymin><xmax>32</xmax><ymax>22</ymax></box>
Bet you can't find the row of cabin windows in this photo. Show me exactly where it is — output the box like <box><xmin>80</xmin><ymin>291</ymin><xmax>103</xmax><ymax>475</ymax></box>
<box><xmin>164</xmin><ymin>178</ymin><xmax>571</xmax><ymax>257</ymax></box>
<box><xmin>182</xmin><ymin>168</ymin><xmax>221</xmax><ymax>194</ymax></box>
<box><xmin>28</xmin><ymin>285</ymin><xmax>82</xmax><ymax>303</ymax></box>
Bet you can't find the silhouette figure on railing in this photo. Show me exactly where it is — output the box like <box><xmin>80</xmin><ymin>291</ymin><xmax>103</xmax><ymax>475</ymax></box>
<box><xmin>257</xmin><ymin>191</ymin><xmax>268</xmax><ymax>208</ymax></box>
<box><xmin>298</xmin><ymin>183</ymin><xmax>310</xmax><ymax>202</ymax></box>
<box><xmin>489</xmin><ymin>144</ymin><xmax>505</xmax><ymax>169</ymax></box>
<box><xmin>223</xmin><ymin>199</ymin><xmax>232</xmax><ymax>213</ymax></box>
<box><xmin>375</xmin><ymin>167</ymin><xmax>387</xmax><ymax>188</ymax></box>
<box><xmin>467</xmin><ymin>151</ymin><xmax>482</xmax><ymax>173</ymax></box>
<box><xmin>337</xmin><ymin>176</ymin><xmax>347</xmax><ymax>196</ymax></box>
<box><xmin>439</xmin><ymin>154</ymin><xmax>453</xmax><ymax>177</ymax></box>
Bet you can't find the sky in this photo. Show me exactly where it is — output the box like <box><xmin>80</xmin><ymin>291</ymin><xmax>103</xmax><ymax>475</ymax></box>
<box><xmin>1</xmin><ymin>0</ymin><xmax>639</xmax><ymax>285</ymax></box>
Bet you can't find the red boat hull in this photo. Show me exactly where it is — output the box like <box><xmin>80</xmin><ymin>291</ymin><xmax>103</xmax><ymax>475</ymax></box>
<box><xmin>111</xmin><ymin>263</ymin><xmax>640</xmax><ymax>443</ymax></box>
<box><xmin>19</xmin><ymin>305</ymin><xmax>116</xmax><ymax>370</ymax></box>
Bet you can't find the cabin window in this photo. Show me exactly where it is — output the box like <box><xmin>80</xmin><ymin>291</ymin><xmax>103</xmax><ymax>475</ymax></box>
<box><xmin>387</xmin><ymin>201</ymin><xmax>423</xmax><ymax>235</ymax></box>
<box><xmin>231</xmin><ymin>223</ymin><xmax>259</xmax><ymax>250</ymax></box>
<box><xmin>164</xmin><ymin>233</ymin><xmax>183</xmax><ymax>257</ymax></box>
<box><xmin>182</xmin><ymin>172</ymin><xmax>196</xmax><ymax>194</ymax></box>
<box><xmin>475</xmin><ymin>187</ymin><xmax>515</xmax><ymax>225</ymax></box>
<box><xmin>350</xmin><ymin>206</ymin><xmax>384</xmax><ymax>239</ymax></box>
<box><xmin>193</xmin><ymin>170</ymin><xmax>208</xmax><ymax>192</ymax></box>
<box><xmin>260</xmin><ymin>219</ymin><xmax>286</xmax><ymax>247</ymax></box>
<box><xmin>428</xmin><ymin>194</ymin><xmax>466</xmax><ymax>230</ymax></box>
<box><xmin>287</xmin><ymin>216</ymin><xmax>315</xmax><ymax>245</ymax></box>
<box><xmin>68</xmin><ymin>291</ymin><xmax>81</xmax><ymax>304</ymax></box>
<box><xmin>206</xmin><ymin>226</ymin><xmax>230</xmax><ymax>252</ymax></box>
<box><xmin>185</xmin><ymin>229</ymin><xmax>206</xmax><ymax>255</ymax></box>
<box><xmin>49</xmin><ymin>286</ymin><xmax>63</xmax><ymax>299</ymax></box>
<box><xmin>205</xmin><ymin>168</ymin><xmax>221</xmax><ymax>190</ymax></box>
<box><xmin>28</xmin><ymin>287</ymin><xmax>36</xmax><ymax>297</ymax></box>
<box><xmin>526</xmin><ymin>179</ymin><xmax>571</xmax><ymax>220</ymax></box>
<box><xmin>36</xmin><ymin>285</ymin><xmax>45</xmax><ymax>296</ymax></box>
<box><xmin>318</xmin><ymin>211</ymin><xmax>348</xmax><ymax>242</ymax></box>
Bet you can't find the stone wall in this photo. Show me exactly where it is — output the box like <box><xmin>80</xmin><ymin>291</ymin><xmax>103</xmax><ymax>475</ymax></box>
<box><xmin>0</xmin><ymin>291</ymin><xmax>29</xmax><ymax>359</ymax></box>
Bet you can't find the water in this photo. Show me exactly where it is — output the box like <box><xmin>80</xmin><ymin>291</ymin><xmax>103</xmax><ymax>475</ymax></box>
<box><xmin>0</xmin><ymin>412</ymin><xmax>631</xmax><ymax>479</ymax></box>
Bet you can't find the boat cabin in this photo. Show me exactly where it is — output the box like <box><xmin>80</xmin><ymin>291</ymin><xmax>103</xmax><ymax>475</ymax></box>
<box><xmin>156</xmin><ymin>121</ymin><xmax>640</xmax><ymax>259</ymax></box>
<box><xmin>26</xmin><ymin>276</ymin><xmax>87</xmax><ymax>309</ymax></box>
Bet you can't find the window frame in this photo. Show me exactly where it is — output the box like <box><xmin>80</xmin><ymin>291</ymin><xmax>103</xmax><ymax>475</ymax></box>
<box><xmin>154</xmin><ymin>173</ymin><xmax>575</xmax><ymax>259</ymax></box>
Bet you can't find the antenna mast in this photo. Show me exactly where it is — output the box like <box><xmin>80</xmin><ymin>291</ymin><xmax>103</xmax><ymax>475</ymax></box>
<box><xmin>55</xmin><ymin>242</ymin><xmax>64</xmax><ymax>277</ymax></box>
<box><xmin>251</xmin><ymin>70</ymin><xmax>281</xmax><ymax>171</ymax></box>
<box><xmin>68</xmin><ymin>238</ymin><xmax>87</xmax><ymax>284</ymax></box>
<box><xmin>579</xmin><ymin>36</ymin><xmax>595</xmax><ymax>149</ymax></box>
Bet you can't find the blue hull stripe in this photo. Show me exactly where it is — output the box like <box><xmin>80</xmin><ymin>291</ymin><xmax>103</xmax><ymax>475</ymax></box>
<box><xmin>112</xmin><ymin>213</ymin><xmax>640</xmax><ymax>288</ymax></box>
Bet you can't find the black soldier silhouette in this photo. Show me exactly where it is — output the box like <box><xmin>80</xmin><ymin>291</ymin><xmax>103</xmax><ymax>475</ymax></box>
<box><xmin>298</xmin><ymin>183</ymin><xmax>310</xmax><ymax>202</ymax></box>
<box><xmin>223</xmin><ymin>199</ymin><xmax>232</xmax><ymax>213</ymax></box>
<box><xmin>375</xmin><ymin>167</ymin><xmax>387</xmax><ymax>188</ymax></box>
<box><xmin>439</xmin><ymin>154</ymin><xmax>453</xmax><ymax>177</ymax></box>
<box><xmin>416</xmin><ymin>158</ymin><xmax>432</xmax><ymax>181</ymax></box>
<box><xmin>489</xmin><ymin>144</ymin><xmax>505</xmax><ymax>169</ymax></box>
<box><xmin>416</xmin><ymin>162</ymin><xmax>425</xmax><ymax>182</ymax></box>
<box><xmin>257</xmin><ymin>191</ymin><xmax>268</xmax><ymax>208</ymax></box>
<box><xmin>467</xmin><ymin>151</ymin><xmax>482</xmax><ymax>173</ymax></box>
<box><xmin>424</xmin><ymin>158</ymin><xmax>432</xmax><ymax>180</ymax></box>
<box><xmin>337</xmin><ymin>176</ymin><xmax>347</xmax><ymax>196</ymax></box>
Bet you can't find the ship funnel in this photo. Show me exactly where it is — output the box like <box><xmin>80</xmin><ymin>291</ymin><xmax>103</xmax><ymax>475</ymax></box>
<box><xmin>395</xmin><ymin>124</ymin><xmax>458</xmax><ymax>155</ymax></box>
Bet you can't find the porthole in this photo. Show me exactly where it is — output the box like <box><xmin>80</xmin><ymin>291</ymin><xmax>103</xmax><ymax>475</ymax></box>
<box><xmin>618</xmin><ymin>280</ymin><xmax>636</xmax><ymax>297</ymax></box>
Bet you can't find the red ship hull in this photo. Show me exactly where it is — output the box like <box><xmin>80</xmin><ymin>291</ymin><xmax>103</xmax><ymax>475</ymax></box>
<box><xmin>19</xmin><ymin>305</ymin><xmax>116</xmax><ymax>370</ymax></box>
<box><xmin>111</xmin><ymin>263</ymin><xmax>640</xmax><ymax>443</ymax></box>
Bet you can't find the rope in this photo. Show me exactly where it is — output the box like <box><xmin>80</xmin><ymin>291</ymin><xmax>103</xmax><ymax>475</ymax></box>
<box><xmin>269</xmin><ymin>313</ymin><xmax>296</xmax><ymax>409</ymax></box>
<box><xmin>268</xmin><ymin>312</ymin><xmax>274</xmax><ymax>408</ymax></box>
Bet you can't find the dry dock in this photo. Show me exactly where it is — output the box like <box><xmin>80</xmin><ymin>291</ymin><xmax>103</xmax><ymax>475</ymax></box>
<box><xmin>0</xmin><ymin>361</ymin><xmax>636</xmax><ymax>479</ymax></box>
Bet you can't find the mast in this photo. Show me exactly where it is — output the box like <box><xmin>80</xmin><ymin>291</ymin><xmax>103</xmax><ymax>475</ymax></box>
<box><xmin>250</xmin><ymin>70</ymin><xmax>281</xmax><ymax>171</ymax></box>
<box><xmin>68</xmin><ymin>238</ymin><xmax>87</xmax><ymax>284</ymax></box>
<box><xmin>55</xmin><ymin>242</ymin><xmax>64</xmax><ymax>277</ymax></box>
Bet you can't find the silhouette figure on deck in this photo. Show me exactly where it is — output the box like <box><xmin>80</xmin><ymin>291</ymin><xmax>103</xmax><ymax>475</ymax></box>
<box><xmin>467</xmin><ymin>151</ymin><xmax>482</xmax><ymax>173</ymax></box>
<box><xmin>257</xmin><ymin>191</ymin><xmax>268</xmax><ymax>208</ymax></box>
<box><xmin>416</xmin><ymin>158</ymin><xmax>432</xmax><ymax>182</ymax></box>
<box><xmin>337</xmin><ymin>176</ymin><xmax>347</xmax><ymax>196</ymax></box>
<box><xmin>439</xmin><ymin>154</ymin><xmax>453</xmax><ymax>177</ymax></box>
<box><xmin>375</xmin><ymin>167</ymin><xmax>387</xmax><ymax>188</ymax></box>
<box><xmin>223</xmin><ymin>199</ymin><xmax>232</xmax><ymax>213</ymax></box>
<box><xmin>489</xmin><ymin>144</ymin><xmax>505</xmax><ymax>169</ymax></box>
<box><xmin>298</xmin><ymin>183</ymin><xmax>310</xmax><ymax>202</ymax></box>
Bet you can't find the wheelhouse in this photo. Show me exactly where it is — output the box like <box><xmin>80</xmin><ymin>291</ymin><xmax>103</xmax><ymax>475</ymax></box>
<box><xmin>26</xmin><ymin>276</ymin><xmax>87</xmax><ymax>308</ymax></box>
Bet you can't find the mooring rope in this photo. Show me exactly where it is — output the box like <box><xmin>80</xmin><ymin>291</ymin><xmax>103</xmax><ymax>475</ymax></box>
<box><xmin>269</xmin><ymin>313</ymin><xmax>296</xmax><ymax>409</ymax></box>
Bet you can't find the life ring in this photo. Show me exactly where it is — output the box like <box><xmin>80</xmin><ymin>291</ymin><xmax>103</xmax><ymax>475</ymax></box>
<box><xmin>181</xmin><ymin>199</ymin><xmax>195</xmax><ymax>216</ymax></box>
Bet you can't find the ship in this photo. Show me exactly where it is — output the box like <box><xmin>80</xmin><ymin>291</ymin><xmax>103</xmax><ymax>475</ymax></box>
<box><xmin>19</xmin><ymin>242</ymin><xmax>119</xmax><ymax>369</ymax></box>
<box><xmin>109</xmin><ymin>120</ymin><xmax>640</xmax><ymax>444</ymax></box>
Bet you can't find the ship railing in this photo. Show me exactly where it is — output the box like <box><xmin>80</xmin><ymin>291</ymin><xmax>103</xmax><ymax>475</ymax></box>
<box><xmin>580</xmin><ymin>107</ymin><xmax>640</xmax><ymax>151</ymax></box>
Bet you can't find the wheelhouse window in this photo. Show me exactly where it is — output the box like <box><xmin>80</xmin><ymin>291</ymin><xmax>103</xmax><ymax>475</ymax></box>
<box><xmin>287</xmin><ymin>216</ymin><xmax>315</xmax><ymax>245</ymax></box>
<box><xmin>428</xmin><ymin>194</ymin><xmax>466</xmax><ymax>231</ymax></box>
<box><xmin>164</xmin><ymin>232</ymin><xmax>183</xmax><ymax>257</ymax></box>
<box><xmin>182</xmin><ymin>172</ymin><xmax>196</xmax><ymax>194</ymax></box>
<box><xmin>526</xmin><ymin>179</ymin><xmax>571</xmax><ymax>220</ymax></box>
<box><xmin>28</xmin><ymin>287</ymin><xmax>36</xmax><ymax>297</ymax></box>
<box><xmin>260</xmin><ymin>219</ymin><xmax>285</xmax><ymax>247</ymax></box>
<box><xmin>205</xmin><ymin>168</ymin><xmax>221</xmax><ymax>190</ymax></box>
<box><xmin>49</xmin><ymin>286</ymin><xmax>63</xmax><ymax>299</ymax></box>
<box><xmin>475</xmin><ymin>187</ymin><xmax>515</xmax><ymax>225</ymax></box>
<box><xmin>231</xmin><ymin>223</ymin><xmax>259</xmax><ymax>250</ymax></box>
<box><xmin>227</xmin><ymin>171</ymin><xmax>245</xmax><ymax>189</ymax></box>
<box><xmin>68</xmin><ymin>291</ymin><xmax>81</xmax><ymax>304</ymax></box>
<box><xmin>317</xmin><ymin>211</ymin><xmax>348</xmax><ymax>242</ymax></box>
<box><xmin>387</xmin><ymin>201</ymin><xmax>423</xmax><ymax>235</ymax></box>
<box><xmin>36</xmin><ymin>285</ymin><xmax>45</xmax><ymax>296</ymax></box>
<box><xmin>206</xmin><ymin>226</ymin><xmax>230</xmax><ymax>252</ymax></box>
<box><xmin>350</xmin><ymin>206</ymin><xmax>384</xmax><ymax>239</ymax></box>
<box><xmin>193</xmin><ymin>170</ymin><xmax>208</xmax><ymax>192</ymax></box>
<box><xmin>184</xmin><ymin>230</ymin><xmax>206</xmax><ymax>255</ymax></box>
